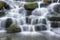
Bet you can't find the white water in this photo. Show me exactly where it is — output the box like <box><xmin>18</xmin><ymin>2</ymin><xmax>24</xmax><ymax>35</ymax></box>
<box><xmin>0</xmin><ymin>0</ymin><xmax>60</xmax><ymax>36</ymax></box>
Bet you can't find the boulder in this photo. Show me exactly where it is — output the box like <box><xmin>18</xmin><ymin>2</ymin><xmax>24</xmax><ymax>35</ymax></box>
<box><xmin>35</xmin><ymin>25</ymin><xmax>47</xmax><ymax>31</ymax></box>
<box><xmin>24</xmin><ymin>3</ymin><xmax>38</xmax><ymax>10</ymax></box>
<box><xmin>24</xmin><ymin>3</ymin><xmax>38</xmax><ymax>16</ymax></box>
<box><xmin>53</xmin><ymin>4</ymin><xmax>60</xmax><ymax>13</ymax></box>
<box><xmin>7</xmin><ymin>24</ymin><xmax>21</xmax><ymax>33</ymax></box>
<box><xmin>5</xmin><ymin>18</ymin><xmax>13</xmax><ymax>29</ymax></box>
<box><xmin>0</xmin><ymin>1</ymin><xmax>10</xmax><ymax>10</ymax></box>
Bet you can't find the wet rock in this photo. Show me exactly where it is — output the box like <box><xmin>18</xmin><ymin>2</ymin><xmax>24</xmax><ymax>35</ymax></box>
<box><xmin>53</xmin><ymin>0</ymin><xmax>57</xmax><ymax>2</ymax></box>
<box><xmin>44</xmin><ymin>0</ymin><xmax>51</xmax><ymax>4</ymax></box>
<box><xmin>7</xmin><ymin>24</ymin><xmax>21</xmax><ymax>33</ymax></box>
<box><xmin>48</xmin><ymin>17</ymin><xmax>60</xmax><ymax>21</ymax></box>
<box><xmin>24</xmin><ymin>3</ymin><xmax>38</xmax><ymax>10</ymax></box>
<box><xmin>0</xmin><ymin>1</ymin><xmax>10</xmax><ymax>10</ymax></box>
<box><xmin>0</xmin><ymin>11</ymin><xmax>5</xmax><ymax>17</ymax></box>
<box><xmin>26</xmin><ymin>17</ymin><xmax>31</xmax><ymax>24</ymax></box>
<box><xmin>24</xmin><ymin>3</ymin><xmax>38</xmax><ymax>16</ymax></box>
<box><xmin>32</xmin><ymin>19</ymin><xmax>38</xmax><ymax>25</ymax></box>
<box><xmin>53</xmin><ymin>4</ymin><xmax>60</xmax><ymax>13</ymax></box>
<box><xmin>5</xmin><ymin>18</ymin><xmax>13</xmax><ymax>29</ymax></box>
<box><xmin>26</xmin><ymin>0</ymin><xmax>36</xmax><ymax>2</ymax></box>
<box><xmin>41</xmin><ymin>19</ymin><xmax>47</xmax><ymax>24</ymax></box>
<box><xmin>26</xmin><ymin>10</ymin><xmax>33</xmax><ymax>16</ymax></box>
<box><xmin>40</xmin><ymin>3</ymin><xmax>49</xmax><ymax>7</ymax></box>
<box><xmin>51</xmin><ymin>22</ymin><xmax>58</xmax><ymax>28</ymax></box>
<box><xmin>35</xmin><ymin>25</ymin><xmax>47</xmax><ymax>31</ymax></box>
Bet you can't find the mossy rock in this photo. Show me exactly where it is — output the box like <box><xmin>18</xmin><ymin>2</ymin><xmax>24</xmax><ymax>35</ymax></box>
<box><xmin>44</xmin><ymin>0</ymin><xmax>51</xmax><ymax>2</ymax></box>
<box><xmin>5</xmin><ymin>18</ymin><xmax>13</xmax><ymax>29</ymax></box>
<box><xmin>26</xmin><ymin>0</ymin><xmax>36</xmax><ymax>2</ymax></box>
<box><xmin>7</xmin><ymin>24</ymin><xmax>21</xmax><ymax>33</ymax></box>
<box><xmin>0</xmin><ymin>1</ymin><xmax>10</xmax><ymax>10</ymax></box>
<box><xmin>44</xmin><ymin>0</ymin><xmax>51</xmax><ymax>4</ymax></box>
<box><xmin>24</xmin><ymin>3</ymin><xmax>38</xmax><ymax>10</ymax></box>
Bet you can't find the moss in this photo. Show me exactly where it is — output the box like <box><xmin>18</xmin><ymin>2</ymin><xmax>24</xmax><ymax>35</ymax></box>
<box><xmin>26</xmin><ymin>0</ymin><xmax>35</xmax><ymax>2</ymax></box>
<box><xmin>7</xmin><ymin>24</ymin><xmax>21</xmax><ymax>33</ymax></box>
<box><xmin>0</xmin><ymin>1</ymin><xmax>10</xmax><ymax>10</ymax></box>
<box><xmin>24</xmin><ymin>3</ymin><xmax>38</xmax><ymax>10</ymax></box>
<box><xmin>0</xmin><ymin>1</ymin><xmax>4</xmax><ymax>10</ymax></box>
<box><xmin>44</xmin><ymin>0</ymin><xmax>51</xmax><ymax>2</ymax></box>
<box><xmin>44</xmin><ymin>0</ymin><xmax>51</xmax><ymax>4</ymax></box>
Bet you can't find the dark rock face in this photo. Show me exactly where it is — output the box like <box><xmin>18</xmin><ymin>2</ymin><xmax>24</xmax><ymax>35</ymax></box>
<box><xmin>7</xmin><ymin>24</ymin><xmax>21</xmax><ymax>33</ymax></box>
<box><xmin>26</xmin><ymin>10</ymin><xmax>33</xmax><ymax>16</ymax></box>
<box><xmin>5</xmin><ymin>18</ymin><xmax>13</xmax><ymax>29</ymax></box>
<box><xmin>26</xmin><ymin>17</ymin><xmax>31</xmax><ymax>24</ymax></box>
<box><xmin>35</xmin><ymin>25</ymin><xmax>47</xmax><ymax>31</ymax></box>
<box><xmin>0</xmin><ymin>1</ymin><xmax>10</xmax><ymax>10</ymax></box>
<box><xmin>48</xmin><ymin>16</ymin><xmax>60</xmax><ymax>28</ymax></box>
<box><xmin>38</xmin><ymin>19</ymin><xmax>47</xmax><ymax>25</ymax></box>
<box><xmin>51</xmin><ymin>22</ymin><xmax>58</xmax><ymax>28</ymax></box>
<box><xmin>53</xmin><ymin>0</ymin><xmax>57</xmax><ymax>2</ymax></box>
<box><xmin>53</xmin><ymin>4</ymin><xmax>60</xmax><ymax>13</ymax></box>
<box><xmin>32</xmin><ymin>19</ymin><xmax>38</xmax><ymax>25</ymax></box>
<box><xmin>0</xmin><ymin>11</ymin><xmax>5</xmax><ymax>17</ymax></box>
<box><xmin>42</xmin><ymin>19</ymin><xmax>47</xmax><ymax>24</ymax></box>
<box><xmin>48</xmin><ymin>17</ymin><xmax>60</xmax><ymax>21</ymax></box>
<box><xmin>40</xmin><ymin>3</ymin><xmax>49</xmax><ymax>7</ymax></box>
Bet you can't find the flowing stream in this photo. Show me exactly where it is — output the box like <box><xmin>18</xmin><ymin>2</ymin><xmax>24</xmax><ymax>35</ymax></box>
<box><xmin>0</xmin><ymin>0</ymin><xmax>60</xmax><ymax>40</ymax></box>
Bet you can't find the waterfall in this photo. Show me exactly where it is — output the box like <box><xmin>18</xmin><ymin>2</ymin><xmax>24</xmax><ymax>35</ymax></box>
<box><xmin>0</xmin><ymin>0</ymin><xmax>53</xmax><ymax>33</ymax></box>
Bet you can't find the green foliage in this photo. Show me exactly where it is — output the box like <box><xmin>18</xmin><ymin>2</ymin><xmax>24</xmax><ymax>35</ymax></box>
<box><xmin>24</xmin><ymin>3</ymin><xmax>38</xmax><ymax>10</ymax></box>
<box><xmin>7</xmin><ymin>24</ymin><xmax>21</xmax><ymax>33</ymax></box>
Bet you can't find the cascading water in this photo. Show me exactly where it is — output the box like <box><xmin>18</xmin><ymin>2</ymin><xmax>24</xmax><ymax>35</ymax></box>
<box><xmin>0</xmin><ymin>0</ymin><xmax>60</xmax><ymax>36</ymax></box>
<box><xmin>0</xmin><ymin>0</ymin><xmax>52</xmax><ymax>33</ymax></box>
